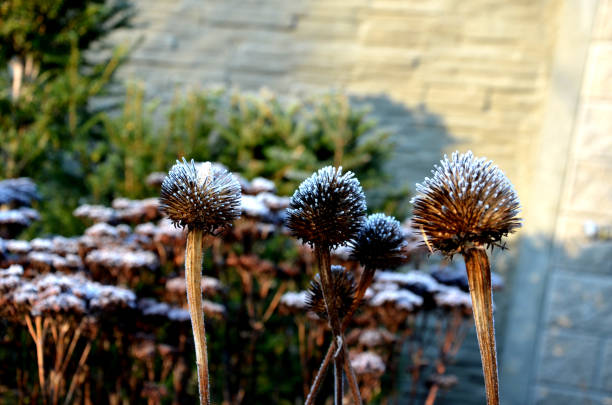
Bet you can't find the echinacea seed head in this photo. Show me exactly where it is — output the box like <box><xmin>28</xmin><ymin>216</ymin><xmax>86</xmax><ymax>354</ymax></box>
<box><xmin>305</xmin><ymin>265</ymin><xmax>355</xmax><ymax>320</ymax></box>
<box><xmin>159</xmin><ymin>158</ymin><xmax>242</xmax><ymax>232</ymax></box>
<box><xmin>350</xmin><ymin>213</ymin><xmax>406</xmax><ymax>270</ymax></box>
<box><xmin>411</xmin><ymin>151</ymin><xmax>521</xmax><ymax>255</ymax></box>
<box><xmin>286</xmin><ymin>166</ymin><xmax>366</xmax><ymax>249</ymax></box>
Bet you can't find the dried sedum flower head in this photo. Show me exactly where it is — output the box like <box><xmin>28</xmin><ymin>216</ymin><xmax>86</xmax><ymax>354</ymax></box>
<box><xmin>305</xmin><ymin>265</ymin><xmax>355</xmax><ymax>320</ymax></box>
<box><xmin>411</xmin><ymin>151</ymin><xmax>521</xmax><ymax>255</ymax></box>
<box><xmin>160</xmin><ymin>158</ymin><xmax>242</xmax><ymax>232</ymax></box>
<box><xmin>286</xmin><ymin>166</ymin><xmax>366</xmax><ymax>249</ymax></box>
<box><xmin>350</xmin><ymin>213</ymin><xmax>406</xmax><ymax>270</ymax></box>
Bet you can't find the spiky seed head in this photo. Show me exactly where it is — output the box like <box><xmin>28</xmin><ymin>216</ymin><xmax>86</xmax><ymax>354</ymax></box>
<box><xmin>411</xmin><ymin>151</ymin><xmax>521</xmax><ymax>255</ymax></box>
<box><xmin>286</xmin><ymin>166</ymin><xmax>366</xmax><ymax>249</ymax></box>
<box><xmin>159</xmin><ymin>158</ymin><xmax>242</xmax><ymax>232</ymax></box>
<box><xmin>350</xmin><ymin>213</ymin><xmax>406</xmax><ymax>270</ymax></box>
<box><xmin>305</xmin><ymin>265</ymin><xmax>355</xmax><ymax>320</ymax></box>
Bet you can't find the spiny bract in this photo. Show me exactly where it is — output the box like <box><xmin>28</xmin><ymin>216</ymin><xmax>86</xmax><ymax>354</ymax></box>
<box><xmin>350</xmin><ymin>213</ymin><xmax>406</xmax><ymax>270</ymax></box>
<box><xmin>159</xmin><ymin>158</ymin><xmax>242</xmax><ymax>232</ymax></box>
<box><xmin>305</xmin><ymin>265</ymin><xmax>356</xmax><ymax>321</ymax></box>
<box><xmin>411</xmin><ymin>151</ymin><xmax>521</xmax><ymax>255</ymax></box>
<box><xmin>286</xmin><ymin>166</ymin><xmax>366</xmax><ymax>249</ymax></box>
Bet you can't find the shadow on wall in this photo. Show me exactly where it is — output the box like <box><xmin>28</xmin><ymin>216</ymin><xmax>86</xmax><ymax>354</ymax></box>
<box><xmin>499</xmin><ymin>230</ymin><xmax>612</xmax><ymax>405</ymax></box>
<box><xmin>418</xmin><ymin>232</ymin><xmax>612</xmax><ymax>405</ymax></box>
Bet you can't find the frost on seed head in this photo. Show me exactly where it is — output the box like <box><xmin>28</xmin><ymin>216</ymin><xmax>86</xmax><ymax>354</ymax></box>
<box><xmin>350</xmin><ymin>213</ymin><xmax>406</xmax><ymax>270</ymax></box>
<box><xmin>286</xmin><ymin>166</ymin><xmax>367</xmax><ymax>249</ymax></box>
<box><xmin>159</xmin><ymin>158</ymin><xmax>242</xmax><ymax>232</ymax></box>
<box><xmin>411</xmin><ymin>151</ymin><xmax>522</xmax><ymax>255</ymax></box>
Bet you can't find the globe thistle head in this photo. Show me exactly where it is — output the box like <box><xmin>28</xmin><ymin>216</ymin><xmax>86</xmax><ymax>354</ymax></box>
<box><xmin>350</xmin><ymin>213</ymin><xmax>406</xmax><ymax>270</ymax></box>
<box><xmin>411</xmin><ymin>151</ymin><xmax>521</xmax><ymax>255</ymax></box>
<box><xmin>286</xmin><ymin>166</ymin><xmax>367</xmax><ymax>249</ymax></box>
<box><xmin>159</xmin><ymin>158</ymin><xmax>242</xmax><ymax>232</ymax></box>
<box><xmin>305</xmin><ymin>265</ymin><xmax>355</xmax><ymax>320</ymax></box>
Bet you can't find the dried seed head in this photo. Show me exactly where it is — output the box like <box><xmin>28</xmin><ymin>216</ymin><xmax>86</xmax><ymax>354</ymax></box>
<box><xmin>286</xmin><ymin>166</ymin><xmax>366</xmax><ymax>249</ymax></box>
<box><xmin>159</xmin><ymin>159</ymin><xmax>242</xmax><ymax>232</ymax></box>
<box><xmin>350</xmin><ymin>213</ymin><xmax>406</xmax><ymax>270</ymax></box>
<box><xmin>411</xmin><ymin>151</ymin><xmax>521</xmax><ymax>255</ymax></box>
<box><xmin>305</xmin><ymin>265</ymin><xmax>356</xmax><ymax>320</ymax></box>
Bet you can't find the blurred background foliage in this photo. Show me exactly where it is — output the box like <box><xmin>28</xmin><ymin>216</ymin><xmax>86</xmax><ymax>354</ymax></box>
<box><xmin>1</xmin><ymin>0</ymin><xmax>409</xmax><ymax>238</ymax></box>
<box><xmin>0</xmin><ymin>0</ymin><xmax>410</xmax><ymax>231</ymax></box>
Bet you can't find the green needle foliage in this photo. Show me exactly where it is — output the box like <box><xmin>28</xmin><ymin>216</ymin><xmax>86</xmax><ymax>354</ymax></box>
<box><xmin>0</xmin><ymin>0</ymin><xmax>133</xmax><ymax>235</ymax></box>
<box><xmin>144</xmin><ymin>89</ymin><xmax>400</xmax><ymax>202</ymax></box>
<box><xmin>0</xmin><ymin>0</ymin><xmax>133</xmax><ymax>72</ymax></box>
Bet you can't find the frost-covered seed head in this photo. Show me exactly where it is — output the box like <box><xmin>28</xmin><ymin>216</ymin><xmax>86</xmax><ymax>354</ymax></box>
<box><xmin>350</xmin><ymin>213</ymin><xmax>406</xmax><ymax>270</ymax></box>
<box><xmin>159</xmin><ymin>158</ymin><xmax>242</xmax><ymax>232</ymax></box>
<box><xmin>411</xmin><ymin>151</ymin><xmax>521</xmax><ymax>255</ymax></box>
<box><xmin>305</xmin><ymin>265</ymin><xmax>355</xmax><ymax>320</ymax></box>
<box><xmin>286</xmin><ymin>166</ymin><xmax>366</xmax><ymax>249</ymax></box>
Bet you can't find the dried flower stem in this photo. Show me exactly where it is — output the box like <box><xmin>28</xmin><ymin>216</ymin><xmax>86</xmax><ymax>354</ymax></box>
<box><xmin>305</xmin><ymin>251</ymin><xmax>367</xmax><ymax>405</ymax></box>
<box><xmin>343</xmin><ymin>266</ymin><xmax>375</xmax><ymax>330</ymax></box>
<box><xmin>306</xmin><ymin>265</ymin><xmax>375</xmax><ymax>405</ymax></box>
<box><xmin>315</xmin><ymin>246</ymin><xmax>345</xmax><ymax>405</ymax></box>
<box><xmin>25</xmin><ymin>315</ymin><xmax>47</xmax><ymax>405</ymax></box>
<box><xmin>463</xmin><ymin>247</ymin><xmax>498</xmax><ymax>405</ymax></box>
<box><xmin>305</xmin><ymin>344</ymin><xmax>333</xmax><ymax>405</ymax></box>
<box><xmin>63</xmin><ymin>340</ymin><xmax>92</xmax><ymax>405</ymax></box>
<box><xmin>342</xmin><ymin>341</ymin><xmax>362</xmax><ymax>404</ymax></box>
<box><xmin>186</xmin><ymin>229</ymin><xmax>210</xmax><ymax>405</ymax></box>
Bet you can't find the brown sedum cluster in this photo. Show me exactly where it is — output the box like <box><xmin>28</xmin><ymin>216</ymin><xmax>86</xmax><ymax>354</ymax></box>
<box><xmin>411</xmin><ymin>151</ymin><xmax>521</xmax><ymax>255</ymax></box>
<box><xmin>159</xmin><ymin>159</ymin><xmax>242</xmax><ymax>232</ymax></box>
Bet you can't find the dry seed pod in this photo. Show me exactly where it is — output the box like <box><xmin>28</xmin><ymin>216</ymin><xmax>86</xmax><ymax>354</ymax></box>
<box><xmin>160</xmin><ymin>159</ymin><xmax>242</xmax><ymax>232</ymax></box>
<box><xmin>343</xmin><ymin>213</ymin><xmax>406</xmax><ymax>333</ymax></box>
<box><xmin>411</xmin><ymin>150</ymin><xmax>521</xmax><ymax>255</ymax></box>
<box><xmin>411</xmin><ymin>151</ymin><xmax>521</xmax><ymax>405</ymax></box>
<box><xmin>350</xmin><ymin>213</ymin><xmax>406</xmax><ymax>270</ymax></box>
<box><xmin>305</xmin><ymin>265</ymin><xmax>356</xmax><ymax>321</ymax></box>
<box><xmin>286</xmin><ymin>166</ymin><xmax>366</xmax><ymax>249</ymax></box>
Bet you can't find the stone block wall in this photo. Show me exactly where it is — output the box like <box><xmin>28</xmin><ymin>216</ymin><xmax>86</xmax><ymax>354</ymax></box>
<box><xmin>530</xmin><ymin>1</ymin><xmax>612</xmax><ymax>403</ymax></box>
<box><xmin>111</xmin><ymin>0</ymin><xmax>560</xmax><ymax>197</ymax></box>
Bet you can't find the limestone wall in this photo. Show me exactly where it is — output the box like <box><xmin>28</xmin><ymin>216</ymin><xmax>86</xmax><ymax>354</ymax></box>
<box><xmin>112</xmin><ymin>0</ymin><xmax>560</xmax><ymax>198</ymax></box>
<box><xmin>530</xmin><ymin>0</ymin><xmax>612</xmax><ymax>403</ymax></box>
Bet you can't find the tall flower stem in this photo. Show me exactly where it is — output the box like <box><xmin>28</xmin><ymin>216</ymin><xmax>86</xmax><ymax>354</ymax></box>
<box><xmin>305</xmin><ymin>343</ymin><xmax>333</xmax><ymax>405</ymax></box>
<box><xmin>343</xmin><ymin>266</ymin><xmax>375</xmax><ymax>330</ymax></box>
<box><xmin>185</xmin><ymin>229</ymin><xmax>210</xmax><ymax>405</ymax></box>
<box><xmin>314</xmin><ymin>246</ymin><xmax>345</xmax><ymax>405</ymax></box>
<box><xmin>306</xmin><ymin>263</ymin><xmax>373</xmax><ymax>405</ymax></box>
<box><xmin>342</xmin><ymin>341</ymin><xmax>363</xmax><ymax>404</ymax></box>
<box><xmin>463</xmin><ymin>247</ymin><xmax>498</xmax><ymax>405</ymax></box>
